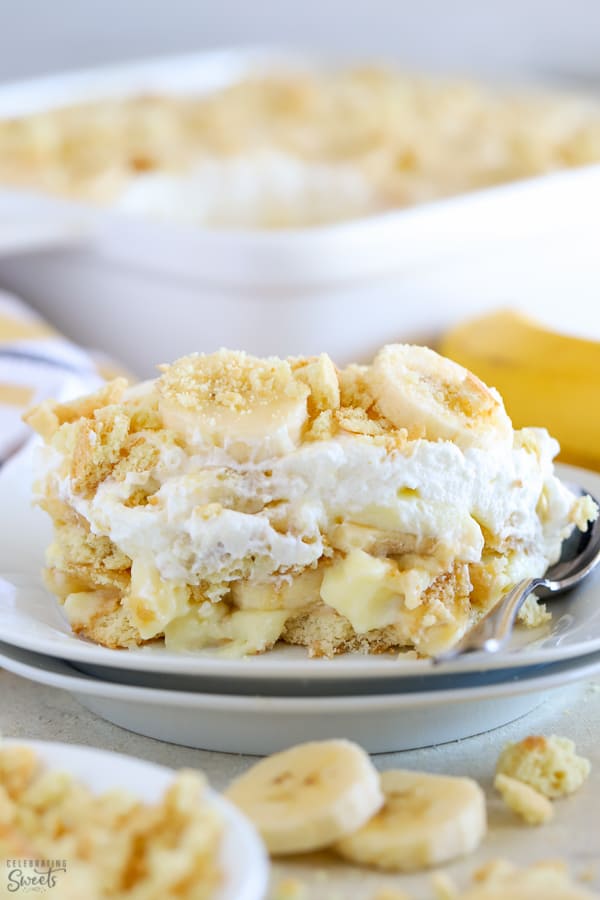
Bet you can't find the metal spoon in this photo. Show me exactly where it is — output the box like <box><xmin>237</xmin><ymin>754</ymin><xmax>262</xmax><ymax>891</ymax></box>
<box><xmin>435</xmin><ymin>485</ymin><xmax>600</xmax><ymax>663</ymax></box>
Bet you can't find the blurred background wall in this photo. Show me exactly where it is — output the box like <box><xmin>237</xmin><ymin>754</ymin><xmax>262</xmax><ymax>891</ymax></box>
<box><xmin>1</xmin><ymin>0</ymin><xmax>599</xmax><ymax>83</ymax></box>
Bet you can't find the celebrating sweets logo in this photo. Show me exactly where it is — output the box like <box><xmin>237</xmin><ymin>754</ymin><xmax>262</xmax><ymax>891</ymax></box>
<box><xmin>4</xmin><ymin>860</ymin><xmax>67</xmax><ymax>893</ymax></box>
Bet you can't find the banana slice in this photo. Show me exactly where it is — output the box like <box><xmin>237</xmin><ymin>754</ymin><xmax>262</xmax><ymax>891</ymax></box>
<box><xmin>158</xmin><ymin>350</ymin><xmax>309</xmax><ymax>459</ymax></box>
<box><xmin>334</xmin><ymin>769</ymin><xmax>486</xmax><ymax>872</ymax></box>
<box><xmin>367</xmin><ymin>344</ymin><xmax>512</xmax><ymax>450</ymax></box>
<box><xmin>231</xmin><ymin>566</ymin><xmax>324</xmax><ymax>611</ymax></box>
<box><xmin>224</xmin><ymin>739</ymin><xmax>383</xmax><ymax>855</ymax></box>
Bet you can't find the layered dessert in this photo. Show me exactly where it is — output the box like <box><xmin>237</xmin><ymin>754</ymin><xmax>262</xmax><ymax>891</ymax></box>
<box><xmin>2</xmin><ymin>67</ymin><xmax>600</xmax><ymax>227</ymax></box>
<box><xmin>26</xmin><ymin>344</ymin><xmax>597</xmax><ymax>657</ymax></box>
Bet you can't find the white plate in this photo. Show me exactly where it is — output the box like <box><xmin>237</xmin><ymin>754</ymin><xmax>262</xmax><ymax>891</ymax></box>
<box><xmin>2</xmin><ymin>640</ymin><xmax>600</xmax><ymax>754</ymax></box>
<box><xmin>1</xmin><ymin>442</ymin><xmax>599</xmax><ymax>688</ymax></box>
<box><xmin>0</xmin><ymin>738</ymin><xmax>268</xmax><ymax>900</ymax></box>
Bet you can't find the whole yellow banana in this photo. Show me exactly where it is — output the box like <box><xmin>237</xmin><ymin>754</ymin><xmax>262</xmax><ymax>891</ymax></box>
<box><xmin>439</xmin><ymin>310</ymin><xmax>600</xmax><ymax>470</ymax></box>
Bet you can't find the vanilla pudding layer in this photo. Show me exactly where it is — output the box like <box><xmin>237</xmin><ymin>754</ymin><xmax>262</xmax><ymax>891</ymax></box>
<box><xmin>26</xmin><ymin>346</ymin><xmax>596</xmax><ymax>657</ymax></box>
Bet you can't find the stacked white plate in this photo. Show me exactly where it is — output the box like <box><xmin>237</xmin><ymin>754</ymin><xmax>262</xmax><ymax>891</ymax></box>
<box><xmin>2</xmin><ymin>442</ymin><xmax>600</xmax><ymax>754</ymax></box>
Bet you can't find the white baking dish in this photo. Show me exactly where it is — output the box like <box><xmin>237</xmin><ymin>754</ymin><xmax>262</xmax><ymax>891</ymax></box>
<box><xmin>0</xmin><ymin>49</ymin><xmax>599</xmax><ymax>376</ymax></box>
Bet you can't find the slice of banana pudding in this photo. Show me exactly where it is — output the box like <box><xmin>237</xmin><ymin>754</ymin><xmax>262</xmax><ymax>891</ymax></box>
<box><xmin>26</xmin><ymin>344</ymin><xmax>597</xmax><ymax>657</ymax></box>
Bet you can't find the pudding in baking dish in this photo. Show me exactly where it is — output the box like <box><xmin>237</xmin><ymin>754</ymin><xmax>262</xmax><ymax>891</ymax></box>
<box><xmin>2</xmin><ymin>67</ymin><xmax>600</xmax><ymax>228</ymax></box>
<box><xmin>25</xmin><ymin>345</ymin><xmax>597</xmax><ymax>657</ymax></box>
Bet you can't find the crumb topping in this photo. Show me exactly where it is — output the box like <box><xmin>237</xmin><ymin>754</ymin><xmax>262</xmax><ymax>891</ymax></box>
<box><xmin>158</xmin><ymin>350</ymin><xmax>308</xmax><ymax>414</ymax></box>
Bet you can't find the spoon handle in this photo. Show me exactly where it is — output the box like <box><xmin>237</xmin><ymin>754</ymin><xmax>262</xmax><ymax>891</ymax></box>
<box><xmin>435</xmin><ymin>576</ymin><xmax>546</xmax><ymax>662</ymax></box>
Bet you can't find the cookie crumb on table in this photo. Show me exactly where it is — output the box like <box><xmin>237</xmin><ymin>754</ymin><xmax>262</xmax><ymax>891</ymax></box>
<box><xmin>272</xmin><ymin>877</ymin><xmax>309</xmax><ymax>900</ymax></box>
<box><xmin>494</xmin><ymin>772</ymin><xmax>554</xmax><ymax>825</ymax></box>
<box><xmin>371</xmin><ymin>888</ymin><xmax>414</xmax><ymax>900</ymax></box>
<box><xmin>459</xmin><ymin>859</ymin><xmax>599</xmax><ymax>899</ymax></box>
<box><xmin>431</xmin><ymin>870</ymin><xmax>460</xmax><ymax>899</ymax></box>
<box><xmin>496</xmin><ymin>735</ymin><xmax>591</xmax><ymax>798</ymax></box>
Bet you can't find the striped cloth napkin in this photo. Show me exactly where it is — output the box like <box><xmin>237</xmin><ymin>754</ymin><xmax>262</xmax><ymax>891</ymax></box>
<box><xmin>0</xmin><ymin>290</ymin><xmax>114</xmax><ymax>464</ymax></box>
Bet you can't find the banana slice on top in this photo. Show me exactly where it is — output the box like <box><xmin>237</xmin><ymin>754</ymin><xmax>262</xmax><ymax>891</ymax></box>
<box><xmin>335</xmin><ymin>769</ymin><xmax>486</xmax><ymax>871</ymax></box>
<box><xmin>367</xmin><ymin>344</ymin><xmax>512</xmax><ymax>450</ymax></box>
<box><xmin>158</xmin><ymin>350</ymin><xmax>309</xmax><ymax>459</ymax></box>
<box><xmin>224</xmin><ymin>739</ymin><xmax>383</xmax><ymax>855</ymax></box>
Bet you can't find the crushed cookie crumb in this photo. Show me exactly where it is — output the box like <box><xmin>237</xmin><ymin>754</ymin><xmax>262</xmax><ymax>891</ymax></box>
<box><xmin>336</xmin><ymin>406</ymin><xmax>386</xmax><ymax>436</ymax></box>
<box><xmin>112</xmin><ymin>434</ymin><xmax>160</xmax><ymax>481</ymax></box>
<box><xmin>159</xmin><ymin>349</ymin><xmax>308</xmax><ymax>413</ymax></box>
<box><xmin>372</xmin><ymin>887</ymin><xmax>414</xmax><ymax>900</ymax></box>
<box><xmin>431</xmin><ymin>871</ymin><xmax>459</xmax><ymax>900</ymax></box>
<box><xmin>338</xmin><ymin>363</ymin><xmax>373</xmax><ymax>410</ymax></box>
<box><xmin>305</xmin><ymin>409</ymin><xmax>338</xmax><ymax>442</ymax></box>
<box><xmin>494</xmin><ymin>772</ymin><xmax>554</xmax><ymax>826</ymax></box>
<box><xmin>291</xmin><ymin>353</ymin><xmax>340</xmax><ymax>415</ymax></box>
<box><xmin>69</xmin><ymin>407</ymin><xmax>131</xmax><ymax>496</ymax></box>
<box><xmin>496</xmin><ymin>734</ymin><xmax>591</xmax><ymax>798</ymax></box>
<box><xmin>271</xmin><ymin>877</ymin><xmax>309</xmax><ymax>900</ymax></box>
<box><xmin>462</xmin><ymin>859</ymin><xmax>598</xmax><ymax>899</ymax></box>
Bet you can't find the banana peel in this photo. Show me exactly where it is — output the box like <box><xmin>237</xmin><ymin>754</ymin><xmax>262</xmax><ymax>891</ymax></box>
<box><xmin>438</xmin><ymin>309</ymin><xmax>600</xmax><ymax>470</ymax></box>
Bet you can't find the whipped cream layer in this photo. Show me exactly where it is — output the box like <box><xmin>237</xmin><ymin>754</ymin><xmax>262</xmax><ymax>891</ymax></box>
<box><xmin>42</xmin><ymin>425</ymin><xmax>573</xmax><ymax>592</ymax></box>
<box><xmin>115</xmin><ymin>152</ymin><xmax>383</xmax><ymax>228</ymax></box>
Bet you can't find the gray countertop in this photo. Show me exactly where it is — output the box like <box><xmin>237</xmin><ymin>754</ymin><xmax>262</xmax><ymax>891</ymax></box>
<box><xmin>2</xmin><ymin>670</ymin><xmax>599</xmax><ymax>898</ymax></box>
